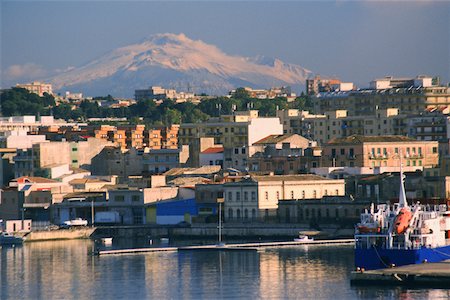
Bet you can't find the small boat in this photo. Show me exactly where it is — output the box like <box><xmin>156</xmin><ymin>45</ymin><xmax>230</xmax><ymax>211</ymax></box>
<box><xmin>0</xmin><ymin>232</ymin><xmax>24</xmax><ymax>245</ymax></box>
<box><xmin>294</xmin><ymin>234</ymin><xmax>314</xmax><ymax>242</ymax></box>
<box><xmin>101</xmin><ymin>237</ymin><xmax>113</xmax><ymax>246</ymax></box>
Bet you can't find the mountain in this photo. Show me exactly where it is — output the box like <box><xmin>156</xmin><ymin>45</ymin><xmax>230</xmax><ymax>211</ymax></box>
<box><xmin>47</xmin><ymin>33</ymin><xmax>313</xmax><ymax>97</ymax></box>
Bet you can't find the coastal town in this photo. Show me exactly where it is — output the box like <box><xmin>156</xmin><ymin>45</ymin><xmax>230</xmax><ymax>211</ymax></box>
<box><xmin>1</xmin><ymin>75</ymin><xmax>450</xmax><ymax>242</ymax></box>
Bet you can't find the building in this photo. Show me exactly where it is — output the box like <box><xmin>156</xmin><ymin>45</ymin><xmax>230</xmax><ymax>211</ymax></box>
<box><xmin>223</xmin><ymin>174</ymin><xmax>345</xmax><ymax>222</ymax></box>
<box><xmin>14</xmin><ymin>138</ymin><xmax>112</xmax><ymax>178</ymax></box>
<box><xmin>314</xmin><ymin>80</ymin><xmax>449</xmax><ymax>116</ymax></box>
<box><xmin>306</xmin><ymin>76</ymin><xmax>343</xmax><ymax>95</ymax></box>
<box><xmin>199</xmin><ymin>146</ymin><xmax>224</xmax><ymax>167</ymax></box>
<box><xmin>179</xmin><ymin>110</ymin><xmax>283</xmax><ymax>169</ymax></box>
<box><xmin>16</xmin><ymin>82</ymin><xmax>53</xmax><ymax>96</ymax></box>
<box><xmin>142</xmin><ymin>146</ymin><xmax>189</xmax><ymax>174</ymax></box>
<box><xmin>135</xmin><ymin>86</ymin><xmax>195</xmax><ymax>102</ymax></box>
<box><xmin>278</xmin><ymin>196</ymin><xmax>371</xmax><ymax>226</ymax></box>
<box><xmin>322</xmin><ymin>135</ymin><xmax>439</xmax><ymax>170</ymax></box>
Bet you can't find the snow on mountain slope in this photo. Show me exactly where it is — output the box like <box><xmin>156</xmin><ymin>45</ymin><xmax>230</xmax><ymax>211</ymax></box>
<box><xmin>47</xmin><ymin>33</ymin><xmax>312</xmax><ymax>97</ymax></box>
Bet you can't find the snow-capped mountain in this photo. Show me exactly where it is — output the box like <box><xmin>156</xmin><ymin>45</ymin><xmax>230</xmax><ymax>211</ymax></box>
<box><xmin>48</xmin><ymin>33</ymin><xmax>313</xmax><ymax>97</ymax></box>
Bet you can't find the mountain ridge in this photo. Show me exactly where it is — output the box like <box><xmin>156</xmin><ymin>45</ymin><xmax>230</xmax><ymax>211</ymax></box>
<box><xmin>46</xmin><ymin>33</ymin><xmax>313</xmax><ymax>97</ymax></box>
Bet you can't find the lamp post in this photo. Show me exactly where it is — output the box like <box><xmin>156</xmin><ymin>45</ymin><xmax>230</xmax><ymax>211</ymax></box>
<box><xmin>217</xmin><ymin>197</ymin><xmax>224</xmax><ymax>245</ymax></box>
<box><xmin>91</xmin><ymin>198</ymin><xmax>94</xmax><ymax>228</ymax></box>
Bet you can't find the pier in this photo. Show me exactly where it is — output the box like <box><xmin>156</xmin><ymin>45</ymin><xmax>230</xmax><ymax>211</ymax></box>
<box><xmin>350</xmin><ymin>261</ymin><xmax>450</xmax><ymax>287</ymax></box>
<box><xmin>96</xmin><ymin>238</ymin><xmax>354</xmax><ymax>256</ymax></box>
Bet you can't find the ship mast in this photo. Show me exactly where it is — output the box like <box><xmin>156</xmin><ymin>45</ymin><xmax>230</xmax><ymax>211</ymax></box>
<box><xmin>398</xmin><ymin>150</ymin><xmax>408</xmax><ymax>208</ymax></box>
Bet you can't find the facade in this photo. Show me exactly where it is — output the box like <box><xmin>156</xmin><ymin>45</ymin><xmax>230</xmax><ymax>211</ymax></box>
<box><xmin>223</xmin><ymin>174</ymin><xmax>345</xmax><ymax>222</ymax></box>
<box><xmin>314</xmin><ymin>86</ymin><xmax>450</xmax><ymax>117</ymax></box>
<box><xmin>142</xmin><ymin>146</ymin><xmax>189</xmax><ymax>174</ymax></box>
<box><xmin>306</xmin><ymin>76</ymin><xmax>342</xmax><ymax>95</ymax></box>
<box><xmin>322</xmin><ymin>135</ymin><xmax>439</xmax><ymax>170</ymax></box>
<box><xmin>16</xmin><ymin>82</ymin><xmax>53</xmax><ymax>96</ymax></box>
<box><xmin>179</xmin><ymin>111</ymin><xmax>283</xmax><ymax>169</ymax></box>
<box><xmin>14</xmin><ymin>138</ymin><xmax>112</xmax><ymax>178</ymax></box>
<box><xmin>199</xmin><ymin>146</ymin><xmax>224</xmax><ymax>167</ymax></box>
<box><xmin>278</xmin><ymin>196</ymin><xmax>371</xmax><ymax>226</ymax></box>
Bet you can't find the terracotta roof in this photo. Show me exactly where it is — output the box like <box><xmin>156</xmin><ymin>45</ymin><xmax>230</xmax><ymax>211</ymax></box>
<box><xmin>13</xmin><ymin>176</ymin><xmax>59</xmax><ymax>184</ymax></box>
<box><xmin>201</xmin><ymin>147</ymin><xmax>224</xmax><ymax>154</ymax></box>
<box><xmin>253</xmin><ymin>134</ymin><xmax>295</xmax><ymax>145</ymax></box>
<box><xmin>327</xmin><ymin>135</ymin><xmax>416</xmax><ymax>145</ymax></box>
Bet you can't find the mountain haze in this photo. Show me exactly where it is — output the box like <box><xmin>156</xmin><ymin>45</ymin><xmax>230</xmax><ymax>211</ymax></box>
<box><xmin>48</xmin><ymin>33</ymin><xmax>313</xmax><ymax>97</ymax></box>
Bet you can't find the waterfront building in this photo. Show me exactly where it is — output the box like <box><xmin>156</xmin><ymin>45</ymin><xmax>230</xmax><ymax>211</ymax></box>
<box><xmin>16</xmin><ymin>81</ymin><xmax>53</xmax><ymax>96</ymax></box>
<box><xmin>278</xmin><ymin>196</ymin><xmax>371</xmax><ymax>226</ymax></box>
<box><xmin>223</xmin><ymin>174</ymin><xmax>345</xmax><ymax>222</ymax></box>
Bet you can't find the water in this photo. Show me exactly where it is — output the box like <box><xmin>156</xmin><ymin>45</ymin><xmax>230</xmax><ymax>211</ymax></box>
<box><xmin>1</xmin><ymin>240</ymin><xmax>449</xmax><ymax>299</ymax></box>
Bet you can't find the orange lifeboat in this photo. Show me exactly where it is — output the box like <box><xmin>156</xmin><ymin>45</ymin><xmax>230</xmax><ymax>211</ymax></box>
<box><xmin>394</xmin><ymin>208</ymin><xmax>412</xmax><ymax>234</ymax></box>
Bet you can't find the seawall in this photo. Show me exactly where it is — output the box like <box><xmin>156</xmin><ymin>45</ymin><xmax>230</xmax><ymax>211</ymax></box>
<box><xmin>23</xmin><ymin>228</ymin><xmax>95</xmax><ymax>242</ymax></box>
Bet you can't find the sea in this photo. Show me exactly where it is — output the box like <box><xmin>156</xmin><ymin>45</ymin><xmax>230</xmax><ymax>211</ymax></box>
<box><xmin>1</xmin><ymin>239</ymin><xmax>449</xmax><ymax>299</ymax></box>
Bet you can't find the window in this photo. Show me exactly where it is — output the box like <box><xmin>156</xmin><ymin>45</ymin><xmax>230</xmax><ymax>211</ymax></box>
<box><xmin>236</xmin><ymin>192</ymin><xmax>241</xmax><ymax>201</ymax></box>
<box><xmin>242</xmin><ymin>148</ymin><xmax>246</xmax><ymax>154</ymax></box>
<box><xmin>228</xmin><ymin>208</ymin><xmax>233</xmax><ymax>219</ymax></box>
<box><xmin>132</xmin><ymin>195</ymin><xmax>140</xmax><ymax>202</ymax></box>
<box><xmin>340</xmin><ymin>148</ymin><xmax>345</xmax><ymax>155</ymax></box>
<box><xmin>72</xmin><ymin>148</ymin><xmax>78</xmax><ymax>151</ymax></box>
<box><xmin>234</xmin><ymin>148</ymin><xmax>239</xmax><ymax>154</ymax></box>
<box><xmin>228</xmin><ymin>192</ymin><xmax>232</xmax><ymax>202</ymax></box>
<box><xmin>244</xmin><ymin>191</ymin><xmax>248</xmax><ymax>202</ymax></box>
<box><xmin>433</xmin><ymin>147</ymin><xmax>438</xmax><ymax>153</ymax></box>
<box><xmin>313</xmin><ymin>190</ymin><xmax>317</xmax><ymax>198</ymax></box>
<box><xmin>115</xmin><ymin>195</ymin><xmax>125</xmax><ymax>202</ymax></box>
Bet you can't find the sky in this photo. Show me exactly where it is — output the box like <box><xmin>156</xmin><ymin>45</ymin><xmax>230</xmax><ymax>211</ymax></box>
<box><xmin>1</xmin><ymin>0</ymin><xmax>449</xmax><ymax>90</ymax></box>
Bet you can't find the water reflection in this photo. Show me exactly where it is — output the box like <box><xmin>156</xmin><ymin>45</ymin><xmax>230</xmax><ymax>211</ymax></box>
<box><xmin>1</xmin><ymin>241</ymin><xmax>449</xmax><ymax>299</ymax></box>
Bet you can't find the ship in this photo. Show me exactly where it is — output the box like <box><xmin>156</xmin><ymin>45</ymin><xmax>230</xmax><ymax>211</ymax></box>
<box><xmin>354</xmin><ymin>166</ymin><xmax>450</xmax><ymax>270</ymax></box>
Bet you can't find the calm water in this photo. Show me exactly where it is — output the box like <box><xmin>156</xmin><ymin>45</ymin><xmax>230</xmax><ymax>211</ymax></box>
<box><xmin>1</xmin><ymin>240</ymin><xmax>449</xmax><ymax>299</ymax></box>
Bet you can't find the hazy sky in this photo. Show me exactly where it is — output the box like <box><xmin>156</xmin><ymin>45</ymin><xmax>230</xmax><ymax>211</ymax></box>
<box><xmin>1</xmin><ymin>1</ymin><xmax>449</xmax><ymax>89</ymax></box>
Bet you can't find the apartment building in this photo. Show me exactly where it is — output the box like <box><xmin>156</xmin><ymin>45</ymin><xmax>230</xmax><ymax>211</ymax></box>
<box><xmin>179</xmin><ymin>110</ymin><xmax>283</xmax><ymax>169</ymax></box>
<box><xmin>322</xmin><ymin>135</ymin><xmax>439</xmax><ymax>169</ymax></box>
<box><xmin>16</xmin><ymin>81</ymin><xmax>53</xmax><ymax>96</ymax></box>
<box><xmin>14</xmin><ymin>138</ymin><xmax>112</xmax><ymax>178</ymax></box>
<box><xmin>314</xmin><ymin>81</ymin><xmax>449</xmax><ymax>116</ymax></box>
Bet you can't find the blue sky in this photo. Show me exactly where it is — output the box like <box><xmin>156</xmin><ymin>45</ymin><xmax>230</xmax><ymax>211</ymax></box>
<box><xmin>1</xmin><ymin>1</ymin><xmax>449</xmax><ymax>89</ymax></box>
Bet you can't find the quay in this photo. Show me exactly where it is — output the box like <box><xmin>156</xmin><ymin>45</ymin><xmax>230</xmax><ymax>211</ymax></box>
<box><xmin>350</xmin><ymin>261</ymin><xmax>450</xmax><ymax>287</ymax></box>
<box><xmin>96</xmin><ymin>238</ymin><xmax>354</xmax><ymax>256</ymax></box>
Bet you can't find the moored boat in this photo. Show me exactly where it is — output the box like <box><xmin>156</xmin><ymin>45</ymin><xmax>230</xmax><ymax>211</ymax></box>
<box><xmin>0</xmin><ymin>232</ymin><xmax>24</xmax><ymax>245</ymax></box>
<box><xmin>354</xmin><ymin>166</ymin><xmax>450</xmax><ymax>270</ymax></box>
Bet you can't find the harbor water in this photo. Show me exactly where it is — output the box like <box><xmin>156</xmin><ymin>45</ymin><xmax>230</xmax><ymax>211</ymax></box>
<box><xmin>1</xmin><ymin>240</ymin><xmax>449</xmax><ymax>299</ymax></box>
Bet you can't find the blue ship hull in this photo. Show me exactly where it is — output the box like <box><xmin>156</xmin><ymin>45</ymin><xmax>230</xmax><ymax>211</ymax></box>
<box><xmin>355</xmin><ymin>244</ymin><xmax>450</xmax><ymax>270</ymax></box>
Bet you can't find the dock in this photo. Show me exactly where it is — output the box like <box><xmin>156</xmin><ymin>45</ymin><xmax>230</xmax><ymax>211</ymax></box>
<box><xmin>350</xmin><ymin>261</ymin><xmax>450</xmax><ymax>287</ymax></box>
<box><xmin>96</xmin><ymin>238</ymin><xmax>354</xmax><ymax>256</ymax></box>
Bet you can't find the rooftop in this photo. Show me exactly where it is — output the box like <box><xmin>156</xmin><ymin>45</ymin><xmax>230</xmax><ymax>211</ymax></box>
<box><xmin>200</xmin><ymin>147</ymin><xmax>224</xmax><ymax>154</ymax></box>
<box><xmin>327</xmin><ymin>135</ymin><xmax>416</xmax><ymax>145</ymax></box>
<box><xmin>253</xmin><ymin>174</ymin><xmax>330</xmax><ymax>182</ymax></box>
<box><xmin>253</xmin><ymin>134</ymin><xmax>296</xmax><ymax>145</ymax></box>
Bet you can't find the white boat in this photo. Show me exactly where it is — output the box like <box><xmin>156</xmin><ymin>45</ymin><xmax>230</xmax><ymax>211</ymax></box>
<box><xmin>101</xmin><ymin>237</ymin><xmax>113</xmax><ymax>246</ymax></box>
<box><xmin>294</xmin><ymin>234</ymin><xmax>314</xmax><ymax>242</ymax></box>
<box><xmin>0</xmin><ymin>232</ymin><xmax>24</xmax><ymax>245</ymax></box>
